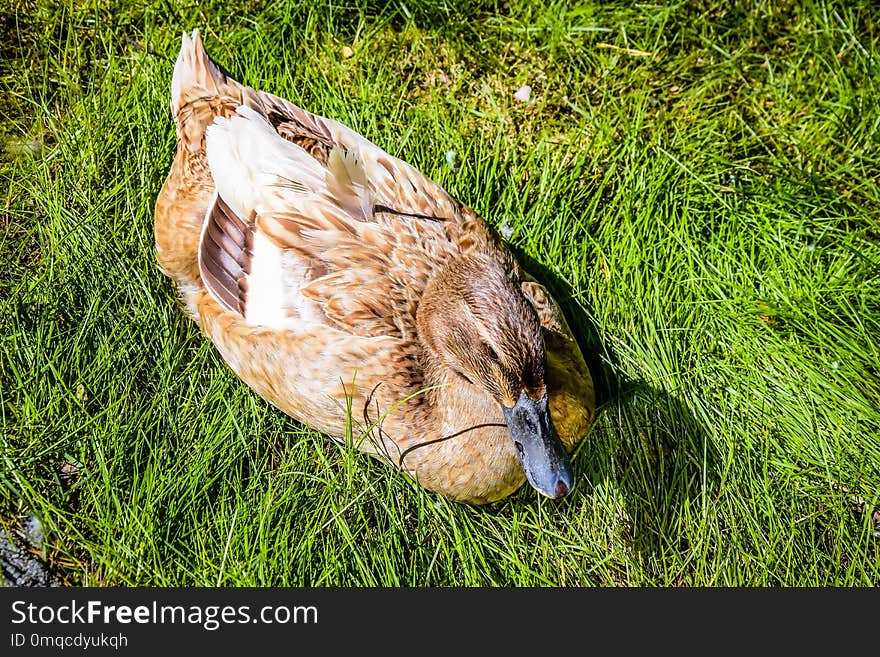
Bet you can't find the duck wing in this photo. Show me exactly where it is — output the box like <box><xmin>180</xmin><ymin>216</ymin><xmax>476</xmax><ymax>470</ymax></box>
<box><xmin>197</xmin><ymin>105</ymin><xmax>453</xmax><ymax>340</ymax></box>
<box><xmin>257</xmin><ymin>90</ymin><xmax>464</xmax><ymax>223</ymax></box>
<box><xmin>256</xmin><ymin>89</ymin><xmax>513</xmax><ymax>269</ymax></box>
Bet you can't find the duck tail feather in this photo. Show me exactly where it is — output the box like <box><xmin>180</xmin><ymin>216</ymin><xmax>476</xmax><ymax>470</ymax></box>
<box><xmin>170</xmin><ymin>28</ymin><xmax>237</xmax><ymax>117</ymax></box>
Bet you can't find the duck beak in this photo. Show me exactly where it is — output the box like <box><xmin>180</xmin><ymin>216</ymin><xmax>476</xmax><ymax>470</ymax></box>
<box><xmin>501</xmin><ymin>390</ymin><xmax>573</xmax><ymax>499</ymax></box>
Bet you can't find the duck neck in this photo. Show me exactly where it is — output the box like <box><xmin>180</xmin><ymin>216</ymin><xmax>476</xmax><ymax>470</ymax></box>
<box><xmin>420</xmin><ymin>359</ymin><xmax>503</xmax><ymax>438</ymax></box>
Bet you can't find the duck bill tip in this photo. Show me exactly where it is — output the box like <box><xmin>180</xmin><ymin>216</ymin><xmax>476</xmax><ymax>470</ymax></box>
<box><xmin>502</xmin><ymin>390</ymin><xmax>573</xmax><ymax>499</ymax></box>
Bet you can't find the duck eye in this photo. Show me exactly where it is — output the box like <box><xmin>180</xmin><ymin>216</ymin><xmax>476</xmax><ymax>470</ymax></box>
<box><xmin>457</xmin><ymin>370</ymin><xmax>474</xmax><ymax>385</ymax></box>
<box><xmin>483</xmin><ymin>344</ymin><xmax>500</xmax><ymax>364</ymax></box>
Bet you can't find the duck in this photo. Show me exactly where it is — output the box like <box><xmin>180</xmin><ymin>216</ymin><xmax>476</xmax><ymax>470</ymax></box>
<box><xmin>154</xmin><ymin>29</ymin><xmax>595</xmax><ymax>504</ymax></box>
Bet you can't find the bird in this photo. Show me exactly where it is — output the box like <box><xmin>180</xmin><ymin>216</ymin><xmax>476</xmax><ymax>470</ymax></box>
<box><xmin>154</xmin><ymin>29</ymin><xmax>595</xmax><ymax>504</ymax></box>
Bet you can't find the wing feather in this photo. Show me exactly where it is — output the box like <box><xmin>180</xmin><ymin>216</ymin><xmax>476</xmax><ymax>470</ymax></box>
<box><xmin>256</xmin><ymin>90</ymin><xmax>465</xmax><ymax>221</ymax></box>
<box><xmin>198</xmin><ymin>194</ymin><xmax>253</xmax><ymax>316</ymax></box>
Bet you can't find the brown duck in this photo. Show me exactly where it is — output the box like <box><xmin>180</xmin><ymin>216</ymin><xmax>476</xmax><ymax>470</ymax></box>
<box><xmin>154</xmin><ymin>30</ymin><xmax>595</xmax><ymax>504</ymax></box>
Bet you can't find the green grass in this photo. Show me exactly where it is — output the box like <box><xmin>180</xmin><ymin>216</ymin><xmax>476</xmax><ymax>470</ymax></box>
<box><xmin>2</xmin><ymin>0</ymin><xmax>879</xmax><ymax>586</ymax></box>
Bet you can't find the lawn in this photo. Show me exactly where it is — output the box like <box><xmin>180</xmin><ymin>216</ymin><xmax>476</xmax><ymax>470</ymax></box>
<box><xmin>1</xmin><ymin>0</ymin><xmax>879</xmax><ymax>586</ymax></box>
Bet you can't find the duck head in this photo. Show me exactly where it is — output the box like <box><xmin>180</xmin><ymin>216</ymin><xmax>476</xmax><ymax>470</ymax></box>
<box><xmin>417</xmin><ymin>255</ymin><xmax>573</xmax><ymax>499</ymax></box>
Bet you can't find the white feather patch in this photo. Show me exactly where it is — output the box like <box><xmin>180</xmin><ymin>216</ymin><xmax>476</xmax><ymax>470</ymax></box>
<box><xmin>244</xmin><ymin>230</ymin><xmax>287</xmax><ymax>329</ymax></box>
<box><xmin>205</xmin><ymin>105</ymin><xmax>326</xmax><ymax>218</ymax></box>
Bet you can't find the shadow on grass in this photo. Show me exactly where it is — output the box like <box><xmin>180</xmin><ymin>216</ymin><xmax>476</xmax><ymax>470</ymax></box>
<box><xmin>516</xmin><ymin>249</ymin><xmax>722</xmax><ymax>569</ymax></box>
